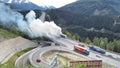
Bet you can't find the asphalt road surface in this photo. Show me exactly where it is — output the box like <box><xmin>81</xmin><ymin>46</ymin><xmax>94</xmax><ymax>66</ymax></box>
<box><xmin>16</xmin><ymin>38</ymin><xmax>120</xmax><ymax>68</ymax></box>
<box><xmin>54</xmin><ymin>38</ymin><xmax>120</xmax><ymax>68</ymax></box>
<box><xmin>0</xmin><ymin>37</ymin><xmax>37</xmax><ymax>64</ymax></box>
<box><xmin>15</xmin><ymin>11</ymin><xmax>120</xmax><ymax>68</ymax></box>
<box><xmin>28</xmin><ymin>46</ymin><xmax>92</xmax><ymax>68</ymax></box>
<box><xmin>39</xmin><ymin>12</ymin><xmax>46</xmax><ymax>22</ymax></box>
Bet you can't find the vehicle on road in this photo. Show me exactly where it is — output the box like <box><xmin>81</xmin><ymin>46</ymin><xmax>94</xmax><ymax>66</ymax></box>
<box><xmin>96</xmin><ymin>55</ymin><xmax>101</xmax><ymax>58</ymax></box>
<box><xmin>89</xmin><ymin>45</ymin><xmax>106</xmax><ymax>54</ymax></box>
<box><xmin>36</xmin><ymin>58</ymin><xmax>41</xmax><ymax>63</ymax></box>
<box><xmin>60</xmin><ymin>34</ymin><xmax>67</xmax><ymax>38</ymax></box>
<box><xmin>74</xmin><ymin>44</ymin><xmax>90</xmax><ymax>55</ymax></box>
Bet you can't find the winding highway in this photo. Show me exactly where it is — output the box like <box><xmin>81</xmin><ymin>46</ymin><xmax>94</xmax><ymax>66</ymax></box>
<box><xmin>0</xmin><ymin>37</ymin><xmax>37</xmax><ymax>64</ymax></box>
<box><xmin>54</xmin><ymin>38</ymin><xmax>120</xmax><ymax>68</ymax></box>
<box><xmin>15</xmin><ymin>12</ymin><xmax>120</xmax><ymax>68</ymax></box>
<box><xmin>39</xmin><ymin>11</ymin><xmax>46</xmax><ymax>22</ymax></box>
<box><xmin>15</xmin><ymin>38</ymin><xmax>120</xmax><ymax>68</ymax></box>
<box><xmin>29</xmin><ymin>46</ymin><xmax>93</xmax><ymax>67</ymax></box>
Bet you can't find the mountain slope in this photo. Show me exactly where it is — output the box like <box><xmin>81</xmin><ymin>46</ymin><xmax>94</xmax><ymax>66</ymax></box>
<box><xmin>0</xmin><ymin>0</ymin><xmax>55</xmax><ymax>10</ymax></box>
<box><xmin>47</xmin><ymin>9</ymin><xmax>120</xmax><ymax>40</ymax></box>
<box><xmin>8</xmin><ymin>2</ymin><xmax>55</xmax><ymax>10</ymax></box>
<box><xmin>60</xmin><ymin>0</ymin><xmax>120</xmax><ymax>16</ymax></box>
<box><xmin>0</xmin><ymin>0</ymin><xmax>77</xmax><ymax>10</ymax></box>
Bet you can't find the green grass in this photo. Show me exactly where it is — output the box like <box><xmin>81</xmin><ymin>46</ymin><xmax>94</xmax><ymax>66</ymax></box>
<box><xmin>0</xmin><ymin>28</ymin><xmax>17</xmax><ymax>39</ymax></box>
<box><xmin>102</xmin><ymin>64</ymin><xmax>115</xmax><ymax>68</ymax></box>
<box><xmin>0</xmin><ymin>48</ymin><xmax>33</xmax><ymax>68</ymax></box>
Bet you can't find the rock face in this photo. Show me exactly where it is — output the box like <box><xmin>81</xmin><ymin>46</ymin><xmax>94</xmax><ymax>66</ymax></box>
<box><xmin>0</xmin><ymin>37</ymin><xmax>37</xmax><ymax>64</ymax></box>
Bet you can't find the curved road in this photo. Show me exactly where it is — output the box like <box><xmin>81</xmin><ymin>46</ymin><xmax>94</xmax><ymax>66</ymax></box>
<box><xmin>0</xmin><ymin>37</ymin><xmax>37</xmax><ymax>64</ymax></box>
<box><xmin>29</xmin><ymin>46</ymin><xmax>93</xmax><ymax>67</ymax></box>
<box><xmin>39</xmin><ymin>12</ymin><xmax>46</xmax><ymax>22</ymax></box>
<box><xmin>54</xmin><ymin>38</ymin><xmax>120</xmax><ymax>68</ymax></box>
<box><xmin>16</xmin><ymin>38</ymin><xmax>120</xmax><ymax>68</ymax></box>
<box><xmin>15</xmin><ymin>11</ymin><xmax>120</xmax><ymax>68</ymax></box>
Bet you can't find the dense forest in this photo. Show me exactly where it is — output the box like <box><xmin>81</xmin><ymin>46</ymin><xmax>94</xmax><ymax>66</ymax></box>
<box><xmin>64</xmin><ymin>30</ymin><xmax>120</xmax><ymax>53</ymax></box>
<box><xmin>46</xmin><ymin>9</ymin><xmax>120</xmax><ymax>53</ymax></box>
<box><xmin>60</xmin><ymin>0</ymin><xmax>120</xmax><ymax>16</ymax></box>
<box><xmin>18</xmin><ymin>10</ymin><xmax>120</xmax><ymax>53</ymax></box>
<box><xmin>47</xmin><ymin>9</ymin><xmax>120</xmax><ymax>39</ymax></box>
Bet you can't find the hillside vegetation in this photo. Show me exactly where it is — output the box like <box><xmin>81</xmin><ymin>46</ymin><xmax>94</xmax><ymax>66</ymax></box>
<box><xmin>0</xmin><ymin>28</ymin><xmax>17</xmax><ymax>39</ymax></box>
<box><xmin>60</xmin><ymin>0</ymin><xmax>120</xmax><ymax>16</ymax></box>
<box><xmin>46</xmin><ymin>9</ymin><xmax>120</xmax><ymax>53</ymax></box>
<box><xmin>0</xmin><ymin>24</ymin><xmax>29</xmax><ymax>39</ymax></box>
<box><xmin>47</xmin><ymin>9</ymin><xmax>120</xmax><ymax>39</ymax></box>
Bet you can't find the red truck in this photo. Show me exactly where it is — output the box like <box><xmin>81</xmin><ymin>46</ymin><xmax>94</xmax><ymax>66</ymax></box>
<box><xmin>74</xmin><ymin>43</ymin><xmax>90</xmax><ymax>55</ymax></box>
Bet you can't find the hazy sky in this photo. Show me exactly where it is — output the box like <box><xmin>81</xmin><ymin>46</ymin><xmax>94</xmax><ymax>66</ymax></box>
<box><xmin>29</xmin><ymin>0</ymin><xmax>77</xmax><ymax>8</ymax></box>
<box><xmin>1</xmin><ymin>0</ymin><xmax>77</xmax><ymax>8</ymax></box>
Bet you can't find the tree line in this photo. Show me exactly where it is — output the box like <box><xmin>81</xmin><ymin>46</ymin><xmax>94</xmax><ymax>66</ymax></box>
<box><xmin>47</xmin><ymin>9</ymin><xmax>120</xmax><ymax>38</ymax></box>
<box><xmin>64</xmin><ymin>30</ymin><xmax>120</xmax><ymax>53</ymax></box>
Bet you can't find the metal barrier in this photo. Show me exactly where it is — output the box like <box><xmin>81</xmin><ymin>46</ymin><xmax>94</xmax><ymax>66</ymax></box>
<box><xmin>49</xmin><ymin>55</ymin><xmax>57</xmax><ymax>68</ymax></box>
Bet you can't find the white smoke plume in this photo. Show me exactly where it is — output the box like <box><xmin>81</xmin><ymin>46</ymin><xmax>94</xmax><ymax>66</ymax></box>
<box><xmin>0</xmin><ymin>3</ymin><xmax>30</xmax><ymax>33</ymax></box>
<box><xmin>0</xmin><ymin>3</ymin><xmax>65</xmax><ymax>39</ymax></box>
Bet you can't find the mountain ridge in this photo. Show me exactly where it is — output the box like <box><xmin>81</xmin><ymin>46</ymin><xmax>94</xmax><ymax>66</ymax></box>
<box><xmin>0</xmin><ymin>0</ymin><xmax>55</xmax><ymax>10</ymax></box>
<box><xmin>60</xmin><ymin>0</ymin><xmax>120</xmax><ymax>16</ymax></box>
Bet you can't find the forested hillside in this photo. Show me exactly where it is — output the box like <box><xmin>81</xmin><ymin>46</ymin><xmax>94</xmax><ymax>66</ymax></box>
<box><xmin>46</xmin><ymin>9</ymin><xmax>120</xmax><ymax>53</ymax></box>
<box><xmin>17</xmin><ymin>10</ymin><xmax>120</xmax><ymax>53</ymax></box>
<box><xmin>60</xmin><ymin>0</ymin><xmax>120</xmax><ymax>16</ymax></box>
<box><xmin>47</xmin><ymin>9</ymin><xmax>120</xmax><ymax>40</ymax></box>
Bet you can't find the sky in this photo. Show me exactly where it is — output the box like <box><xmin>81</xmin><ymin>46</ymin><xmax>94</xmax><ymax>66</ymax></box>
<box><xmin>29</xmin><ymin>0</ymin><xmax>77</xmax><ymax>8</ymax></box>
<box><xmin>0</xmin><ymin>0</ymin><xmax>77</xmax><ymax>8</ymax></box>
